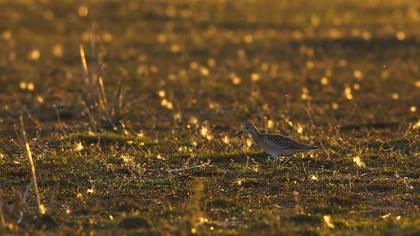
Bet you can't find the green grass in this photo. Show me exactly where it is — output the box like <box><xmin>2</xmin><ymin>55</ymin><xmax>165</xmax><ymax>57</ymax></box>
<box><xmin>0</xmin><ymin>0</ymin><xmax>419</xmax><ymax>235</ymax></box>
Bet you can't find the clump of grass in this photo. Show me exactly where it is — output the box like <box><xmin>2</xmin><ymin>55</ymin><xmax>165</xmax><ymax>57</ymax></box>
<box><xmin>78</xmin><ymin>33</ymin><xmax>132</xmax><ymax>131</ymax></box>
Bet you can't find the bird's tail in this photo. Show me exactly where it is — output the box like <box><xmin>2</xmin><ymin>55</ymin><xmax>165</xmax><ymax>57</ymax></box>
<box><xmin>308</xmin><ymin>144</ymin><xmax>319</xmax><ymax>149</ymax></box>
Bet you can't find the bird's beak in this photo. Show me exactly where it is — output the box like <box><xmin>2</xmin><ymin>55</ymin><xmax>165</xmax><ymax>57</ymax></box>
<box><xmin>234</xmin><ymin>131</ymin><xmax>243</xmax><ymax>137</ymax></box>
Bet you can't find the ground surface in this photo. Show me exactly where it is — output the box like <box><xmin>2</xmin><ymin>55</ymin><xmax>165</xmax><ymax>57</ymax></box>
<box><xmin>0</xmin><ymin>0</ymin><xmax>419</xmax><ymax>235</ymax></box>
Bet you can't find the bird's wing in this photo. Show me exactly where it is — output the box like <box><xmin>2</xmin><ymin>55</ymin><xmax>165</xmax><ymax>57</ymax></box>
<box><xmin>263</xmin><ymin>134</ymin><xmax>314</xmax><ymax>149</ymax></box>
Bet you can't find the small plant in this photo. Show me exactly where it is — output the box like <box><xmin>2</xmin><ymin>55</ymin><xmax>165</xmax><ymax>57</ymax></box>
<box><xmin>79</xmin><ymin>34</ymin><xmax>127</xmax><ymax>131</ymax></box>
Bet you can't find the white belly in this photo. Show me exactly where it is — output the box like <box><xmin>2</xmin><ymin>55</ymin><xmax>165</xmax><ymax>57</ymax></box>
<box><xmin>257</xmin><ymin>140</ymin><xmax>302</xmax><ymax>157</ymax></box>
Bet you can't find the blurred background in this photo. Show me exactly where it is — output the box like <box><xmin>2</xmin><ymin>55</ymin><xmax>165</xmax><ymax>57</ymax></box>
<box><xmin>0</xmin><ymin>1</ymin><xmax>419</xmax><ymax>235</ymax></box>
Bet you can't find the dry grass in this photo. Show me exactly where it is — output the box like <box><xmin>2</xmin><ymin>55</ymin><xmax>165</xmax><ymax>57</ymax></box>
<box><xmin>0</xmin><ymin>0</ymin><xmax>419</xmax><ymax>235</ymax></box>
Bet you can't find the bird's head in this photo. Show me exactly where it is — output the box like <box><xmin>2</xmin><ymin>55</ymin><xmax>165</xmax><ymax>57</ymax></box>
<box><xmin>235</xmin><ymin>123</ymin><xmax>259</xmax><ymax>136</ymax></box>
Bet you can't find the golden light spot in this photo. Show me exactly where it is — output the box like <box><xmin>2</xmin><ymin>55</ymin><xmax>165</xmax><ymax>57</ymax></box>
<box><xmin>266</xmin><ymin>120</ymin><xmax>274</xmax><ymax>129</ymax></box>
<box><xmin>237</xmin><ymin>49</ymin><xmax>246</xmax><ymax>58</ymax></box>
<box><xmin>166</xmin><ymin>6</ymin><xmax>176</xmax><ymax>17</ymax></box>
<box><xmin>332</xmin><ymin>102</ymin><xmax>339</xmax><ymax>110</ymax></box>
<box><xmin>310</xmin><ymin>15</ymin><xmax>320</xmax><ymax>27</ymax></box>
<box><xmin>323</xmin><ymin>215</ymin><xmax>335</xmax><ymax>228</ymax></box>
<box><xmin>86</xmin><ymin>188</ymin><xmax>94</xmax><ymax>194</ymax></box>
<box><xmin>137</xmin><ymin>131</ymin><xmax>144</xmax><ymax>138</ymax></box>
<box><xmin>29</xmin><ymin>49</ymin><xmax>40</xmax><ymax>61</ymax></box>
<box><xmin>207</xmin><ymin>58</ymin><xmax>216</xmax><ymax>67</ymax></box>
<box><xmin>189</xmin><ymin>116</ymin><xmax>198</xmax><ymax>125</ymax></box>
<box><xmin>74</xmin><ymin>142</ymin><xmax>84</xmax><ymax>152</ymax></box>
<box><xmin>381</xmin><ymin>70</ymin><xmax>389</xmax><ymax>79</ymax></box>
<box><xmin>230</xmin><ymin>73</ymin><xmax>241</xmax><ymax>85</ymax></box>
<box><xmin>320</xmin><ymin>77</ymin><xmax>328</xmax><ymax>85</ymax></box>
<box><xmin>222</xmin><ymin>135</ymin><xmax>230</xmax><ymax>144</ymax></box>
<box><xmin>36</xmin><ymin>95</ymin><xmax>44</xmax><ymax>104</ymax></box>
<box><xmin>156</xmin><ymin>154</ymin><xmax>164</xmax><ymax>160</ymax></box>
<box><xmin>161</xmin><ymin>99</ymin><xmax>173</xmax><ymax>110</ymax></box>
<box><xmin>292</xmin><ymin>31</ymin><xmax>303</xmax><ymax>40</ymax></box>
<box><xmin>391</xmin><ymin>93</ymin><xmax>399</xmax><ymax>100</ymax></box>
<box><xmin>173</xmin><ymin>112</ymin><xmax>182</xmax><ymax>122</ymax></box>
<box><xmin>396</xmin><ymin>31</ymin><xmax>406</xmax><ymax>41</ymax></box>
<box><xmin>191</xmin><ymin>227</ymin><xmax>197</xmax><ymax>234</ymax></box>
<box><xmin>150</xmin><ymin>65</ymin><xmax>159</xmax><ymax>73</ymax></box>
<box><xmin>261</xmin><ymin>63</ymin><xmax>269</xmax><ymax>71</ymax></box>
<box><xmin>353</xmin><ymin>155</ymin><xmax>366</xmax><ymax>168</ymax></box>
<box><xmin>310</xmin><ymin>175</ymin><xmax>318</xmax><ymax>180</ymax></box>
<box><xmin>361</xmin><ymin>30</ymin><xmax>371</xmax><ymax>40</ymax></box>
<box><xmin>78</xmin><ymin>5</ymin><xmax>88</xmax><ymax>17</ymax></box>
<box><xmin>65</xmin><ymin>207</ymin><xmax>71</xmax><ymax>214</ymax></box>
<box><xmin>161</xmin><ymin>99</ymin><xmax>168</xmax><ymax>106</ymax></box>
<box><xmin>158</xmin><ymin>90</ymin><xmax>165</xmax><ymax>98</ymax></box>
<box><xmin>415</xmin><ymin>81</ymin><xmax>420</xmax><ymax>88</ymax></box>
<box><xmin>27</xmin><ymin>82</ymin><xmax>35</xmax><ymax>91</ymax></box>
<box><xmin>39</xmin><ymin>204</ymin><xmax>47</xmax><ymax>215</ymax></box>
<box><xmin>296</xmin><ymin>124</ymin><xmax>303</xmax><ymax>134</ymax></box>
<box><xmin>170</xmin><ymin>44</ymin><xmax>180</xmax><ymax>53</ymax></box>
<box><xmin>102</xmin><ymin>32</ymin><xmax>113</xmax><ymax>42</ymax></box>
<box><xmin>251</xmin><ymin>73</ymin><xmax>260</xmax><ymax>82</ymax></box>
<box><xmin>200</xmin><ymin>126</ymin><xmax>208</xmax><ymax>137</ymax></box>
<box><xmin>246</xmin><ymin>138</ymin><xmax>253</xmax><ymax>147</ymax></box>
<box><xmin>243</xmin><ymin>34</ymin><xmax>253</xmax><ymax>44</ymax></box>
<box><xmin>353</xmin><ymin>70</ymin><xmax>363</xmax><ymax>80</ymax></box>
<box><xmin>200</xmin><ymin>66</ymin><xmax>209</xmax><ymax>76</ymax></box>
<box><xmin>19</xmin><ymin>81</ymin><xmax>27</xmax><ymax>90</ymax></box>
<box><xmin>344</xmin><ymin>86</ymin><xmax>353</xmax><ymax>100</ymax></box>
<box><xmin>325</xmin><ymin>69</ymin><xmax>332</xmax><ymax>77</ymax></box>
<box><xmin>412</xmin><ymin>120</ymin><xmax>420</xmax><ymax>129</ymax></box>
<box><xmin>157</xmin><ymin>33</ymin><xmax>167</xmax><ymax>43</ymax></box>
<box><xmin>2</xmin><ymin>30</ymin><xmax>12</xmax><ymax>40</ymax></box>
<box><xmin>190</xmin><ymin>61</ymin><xmax>199</xmax><ymax>70</ymax></box>
<box><xmin>306</xmin><ymin>60</ymin><xmax>315</xmax><ymax>69</ymax></box>
<box><xmin>168</xmin><ymin>73</ymin><xmax>176</xmax><ymax>81</ymax></box>
<box><xmin>82</xmin><ymin>32</ymin><xmax>91</xmax><ymax>41</ymax></box>
<box><xmin>52</xmin><ymin>44</ymin><xmax>63</xmax><ymax>58</ymax></box>
<box><xmin>301</xmin><ymin>87</ymin><xmax>310</xmax><ymax>100</ymax></box>
<box><xmin>338</xmin><ymin>59</ymin><xmax>347</xmax><ymax>67</ymax></box>
<box><xmin>381</xmin><ymin>213</ymin><xmax>391</xmax><ymax>219</ymax></box>
<box><xmin>306</xmin><ymin>48</ymin><xmax>314</xmax><ymax>57</ymax></box>
<box><xmin>410</xmin><ymin>106</ymin><xmax>416</xmax><ymax>112</ymax></box>
<box><xmin>353</xmin><ymin>83</ymin><xmax>360</xmax><ymax>90</ymax></box>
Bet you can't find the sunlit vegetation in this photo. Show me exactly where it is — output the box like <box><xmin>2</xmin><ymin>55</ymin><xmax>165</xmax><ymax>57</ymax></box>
<box><xmin>0</xmin><ymin>0</ymin><xmax>419</xmax><ymax>235</ymax></box>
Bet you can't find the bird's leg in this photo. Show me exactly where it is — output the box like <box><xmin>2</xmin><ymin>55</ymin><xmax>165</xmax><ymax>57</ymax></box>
<box><xmin>270</xmin><ymin>156</ymin><xmax>280</xmax><ymax>175</ymax></box>
<box><xmin>299</xmin><ymin>157</ymin><xmax>309</xmax><ymax>181</ymax></box>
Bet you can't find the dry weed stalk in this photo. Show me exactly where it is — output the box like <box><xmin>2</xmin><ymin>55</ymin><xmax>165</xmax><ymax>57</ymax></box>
<box><xmin>19</xmin><ymin>116</ymin><xmax>44</xmax><ymax>215</ymax></box>
<box><xmin>0</xmin><ymin>192</ymin><xmax>5</xmax><ymax>228</ymax></box>
<box><xmin>79</xmin><ymin>42</ymin><xmax>125</xmax><ymax>131</ymax></box>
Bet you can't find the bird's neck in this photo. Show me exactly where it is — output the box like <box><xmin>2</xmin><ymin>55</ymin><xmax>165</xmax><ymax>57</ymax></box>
<box><xmin>250</xmin><ymin>128</ymin><xmax>261</xmax><ymax>140</ymax></box>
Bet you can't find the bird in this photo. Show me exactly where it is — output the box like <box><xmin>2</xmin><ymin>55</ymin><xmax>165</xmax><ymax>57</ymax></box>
<box><xmin>236</xmin><ymin>123</ymin><xmax>318</xmax><ymax>178</ymax></box>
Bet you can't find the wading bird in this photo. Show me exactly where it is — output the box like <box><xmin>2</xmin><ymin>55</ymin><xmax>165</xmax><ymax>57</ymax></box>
<box><xmin>236</xmin><ymin>123</ymin><xmax>318</xmax><ymax>179</ymax></box>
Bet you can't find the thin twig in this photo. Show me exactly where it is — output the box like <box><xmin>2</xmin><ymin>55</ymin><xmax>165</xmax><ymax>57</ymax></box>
<box><xmin>19</xmin><ymin>116</ymin><xmax>43</xmax><ymax>215</ymax></box>
<box><xmin>168</xmin><ymin>162</ymin><xmax>211</xmax><ymax>173</ymax></box>
<box><xmin>0</xmin><ymin>191</ymin><xmax>6</xmax><ymax>228</ymax></box>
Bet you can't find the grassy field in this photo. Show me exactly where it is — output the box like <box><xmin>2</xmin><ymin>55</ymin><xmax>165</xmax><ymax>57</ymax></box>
<box><xmin>0</xmin><ymin>0</ymin><xmax>419</xmax><ymax>235</ymax></box>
